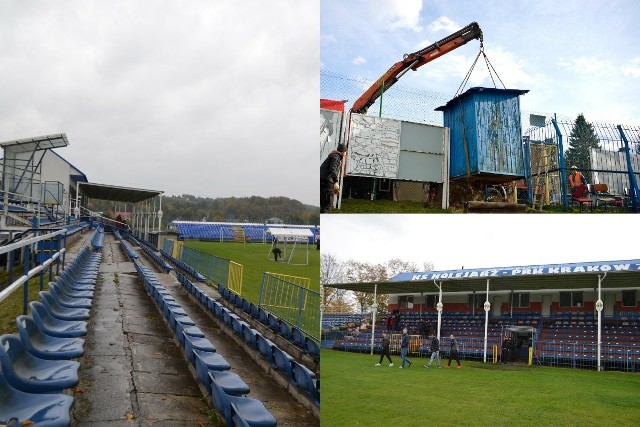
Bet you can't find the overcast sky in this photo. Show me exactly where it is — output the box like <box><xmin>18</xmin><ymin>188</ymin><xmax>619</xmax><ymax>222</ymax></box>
<box><xmin>321</xmin><ymin>214</ymin><xmax>638</xmax><ymax>272</ymax></box>
<box><xmin>0</xmin><ymin>1</ymin><xmax>318</xmax><ymax>206</ymax></box>
<box><xmin>321</xmin><ymin>0</ymin><xmax>640</xmax><ymax>124</ymax></box>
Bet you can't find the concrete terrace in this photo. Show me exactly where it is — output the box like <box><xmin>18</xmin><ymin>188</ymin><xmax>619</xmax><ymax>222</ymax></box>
<box><xmin>70</xmin><ymin>231</ymin><xmax>318</xmax><ymax>426</ymax></box>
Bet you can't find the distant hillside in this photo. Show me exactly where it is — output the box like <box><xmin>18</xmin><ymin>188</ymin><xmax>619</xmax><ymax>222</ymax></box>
<box><xmin>89</xmin><ymin>195</ymin><xmax>320</xmax><ymax>225</ymax></box>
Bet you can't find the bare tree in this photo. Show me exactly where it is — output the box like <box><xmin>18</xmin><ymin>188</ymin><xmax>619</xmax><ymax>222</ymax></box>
<box><xmin>320</xmin><ymin>253</ymin><xmax>353</xmax><ymax>312</ymax></box>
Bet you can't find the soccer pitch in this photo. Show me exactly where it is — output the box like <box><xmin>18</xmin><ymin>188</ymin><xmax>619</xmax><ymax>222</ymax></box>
<box><xmin>321</xmin><ymin>349</ymin><xmax>640</xmax><ymax>427</ymax></box>
<box><xmin>183</xmin><ymin>240</ymin><xmax>320</xmax><ymax>304</ymax></box>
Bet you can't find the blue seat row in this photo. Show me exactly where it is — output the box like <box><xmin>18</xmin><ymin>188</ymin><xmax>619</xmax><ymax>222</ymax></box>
<box><xmin>114</xmin><ymin>231</ymin><xmax>138</xmax><ymax>259</ymax></box>
<box><xmin>163</xmin><ymin>251</ymin><xmax>207</xmax><ymax>282</ymax></box>
<box><xmin>184</xmin><ymin>276</ymin><xmax>319</xmax><ymax>407</ymax></box>
<box><xmin>0</xmin><ymin>245</ymin><xmax>101</xmax><ymax>426</ymax></box>
<box><xmin>131</xmin><ymin>261</ymin><xmax>276</xmax><ymax>426</ymax></box>
<box><xmin>219</xmin><ymin>285</ymin><xmax>320</xmax><ymax>362</ymax></box>
<box><xmin>90</xmin><ymin>226</ymin><xmax>104</xmax><ymax>251</ymax></box>
<box><xmin>127</xmin><ymin>235</ymin><xmax>173</xmax><ymax>273</ymax></box>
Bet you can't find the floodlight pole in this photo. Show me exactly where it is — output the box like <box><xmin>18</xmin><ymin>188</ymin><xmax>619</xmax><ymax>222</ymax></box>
<box><xmin>370</xmin><ymin>284</ymin><xmax>378</xmax><ymax>356</ymax></box>
<box><xmin>483</xmin><ymin>278</ymin><xmax>491</xmax><ymax>363</ymax></box>
<box><xmin>596</xmin><ymin>272</ymin><xmax>606</xmax><ymax>372</ymax></box>
<box><xmin>434</xmin><ymin>279</ymin><xmax>443</xmax><ymax>339</ymax></box>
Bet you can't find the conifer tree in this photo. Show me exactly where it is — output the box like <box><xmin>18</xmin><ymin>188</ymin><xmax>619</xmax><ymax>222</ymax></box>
<box><xmin>565</xmin><ymin>114</ymin><xmax>600</xmax><ymax>171</ymax></box>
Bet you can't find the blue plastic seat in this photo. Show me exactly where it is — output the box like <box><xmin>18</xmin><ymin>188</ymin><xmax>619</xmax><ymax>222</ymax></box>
<box><xmin>30</xmin><ymin>301</ymin><xmax>87</xmax><ymax>338</ymax></box>
<box><xmin>208</xmin><ymin>370</ymin><xmax>250</xmax><ymax>396</ymax></box>
<box><xmin>258</xmin><ymin>308</ymin><xmax>269</xmax><ymax>325</ymax></box>
<box><xmin>272</xmin><ymin>346</ymin><xmax>294</xmax><ymax>379</ymax></box>
<box><xmin>305</xmin><ymin>339</ymin><xmax>320</xmax><ymax>361</ymax></box>
<box><xmin>48</xmin><ymin>282</ymin><xmax>93</xmax><ymax>308</ymax></box>
<box><xmin>249</xmin><ymin>303</ymin><xmax>259</xmax><ymax>319</ymax></box>
<box><xmin>184</xmin><ymin>334</ymin><xmax>216</xmax><ymax>366</ymax></box>
<box><xmin>0</xmin><ymin>372</ymin><xmax>74</xmax><ymax>427</ymax></box>
<box><xmin>279</xmin><ymin>321</ymin><xmax>292</xmax><ymax>340</ymax></box>
<box><xmin>194</xmin><ymin>349</ymin><xmax>231</xmax><ymax>384</ymax></box>
<box><xmin>291</xmin><ymin>327</ymin><xmax>306</xmax><ymax>348</ymax></box>
<box><xmin>16</xmin><ymin>316</ymin><xmax>84</xmax><ymax>360</ymax></box>
<box><xmin>267</xmin><ymin>313</ymin><xmax>280</xmax><ymax>332</ymax></box>
<box><xmin>256</xmin><ymin>335</ymin><xmax>274</xmax><ymax>362</ymax></box>
<box><xmin>210</xmin><ymin>377</ymin><xmax>277</xmax><ymax>427</ymax></box>
<box><xmin>39</xmin><ymin>291</ymin><xmax>91</xmax><ymax>321</ymax></box>
<box><xmin>292</xmin><ymin>362</ymin><xmax>319</xmax><ymax>405</ymax></box>
<box><xmin>56</xmin><ymin>276</ymin><xmax>95</xmax><ymax>293</ymax></box>
<box><xmin>242</xmin><ymin>326</ymin><xmax>258</xmax><ymax>349</ymax></box>
<box><xmin>176</xmin><ymin>324</ymin><xmax>205</xmax><ymax>347</ymax></box>
<box><xmin>0</xmin><ymin>335</ymin><xmax>80</xmax><ymax>393</ymax></box>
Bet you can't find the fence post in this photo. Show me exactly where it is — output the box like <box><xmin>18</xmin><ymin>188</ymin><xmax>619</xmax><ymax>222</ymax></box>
<box><xmin>23</xmin><ymin>243</ymin><xmax>30</xmax><ymax>315</ymax></box>
<box><xmin>523</xmin><ymin>136</ymin><xmax>533</xmax><ymax>204</ymax></box>
<box><xmin>552</xmin><ymin>117</ymin><xmax>568</xmax><ymax>210</ymax></box>
<box><xmin>297</xmin><ymin>288</ymin><xmax>305</xmax><ymax>329</ymax></box>
<box><xmin>617</xmin><ymin>125</ymin><xmax>639</xmax><ymax>213</ymax></box>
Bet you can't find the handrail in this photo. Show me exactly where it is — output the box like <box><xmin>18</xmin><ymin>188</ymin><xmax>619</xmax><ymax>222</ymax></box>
<box><xmin>0</xmin><ymin>228</ymin><xmax>67</xmax><ymax>256</ymax></box>
<box><xmin>0</xmin><ymin>248</ymin><xmax>65</xmax><ymax>304</ymax></box>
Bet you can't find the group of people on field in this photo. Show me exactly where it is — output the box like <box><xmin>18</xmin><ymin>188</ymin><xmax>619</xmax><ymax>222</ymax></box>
<box><xmin>375</xmin><ymin>329</ymin><xmax>462</xmax><ymax>369</ymax></box>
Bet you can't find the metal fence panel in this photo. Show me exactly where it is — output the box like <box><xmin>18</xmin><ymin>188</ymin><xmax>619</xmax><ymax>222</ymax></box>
<box><xmin>260</xmin><ymin>272</ymin><xmax>319</xmax><ymax>341</ymax></box>
<box><xmin>180</xmin><ymin>246</ymin><xmax>229</xmax><ymax>286</ymax></box>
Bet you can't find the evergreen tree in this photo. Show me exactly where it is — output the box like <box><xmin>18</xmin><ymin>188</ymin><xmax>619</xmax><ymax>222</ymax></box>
<box><xmin>565</xmin><ymin>114</ymin><xmax>600</xmax><ymax>171</ymax></box>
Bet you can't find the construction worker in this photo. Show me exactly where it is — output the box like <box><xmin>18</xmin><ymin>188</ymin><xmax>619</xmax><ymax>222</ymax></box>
<box><xmin>568</xmin><ymin>165</ymin><xmax>588</xmax><ymax>196</ymax></box>
<box><xmin>320</xmin><ymin>143</ymin><xmax>347</xmax><ymax>213</ymax></box>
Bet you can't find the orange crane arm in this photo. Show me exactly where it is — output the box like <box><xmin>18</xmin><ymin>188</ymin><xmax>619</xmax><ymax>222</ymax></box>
<box><xmin>350</xmin><ymin>22</ymin><xmax>483</xmax><ymax>114</ymax></box>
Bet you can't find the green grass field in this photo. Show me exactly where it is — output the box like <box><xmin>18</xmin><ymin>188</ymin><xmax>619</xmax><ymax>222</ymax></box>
<box><xmin>183</xmin><ymin>241</ymin><xmax>319</xmax><ymax>304</ymax></box>
<box><xmin>321</xmin><ymin>349</ymin><xmax>640</xmax><ymax>427</ymax></box>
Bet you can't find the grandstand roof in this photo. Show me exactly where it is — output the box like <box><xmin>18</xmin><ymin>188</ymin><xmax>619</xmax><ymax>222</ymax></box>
<box><xmin>325</xmin><ymin>259</ymin><xmax>640</xmax><ymax>294</ymax></box>
<box><xmin>267</xmin><ymin>227</ymin><xmax>314</xmax><ymax>237</ymax></box>
<box><xmin>79</xmin><ymin>182</ymin><xmax>163</xmax><ymax>203</ymax></box>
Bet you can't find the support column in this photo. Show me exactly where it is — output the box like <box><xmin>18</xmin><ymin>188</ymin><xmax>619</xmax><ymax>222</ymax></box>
<box><xmin>370</xmin><ymin>284</ymin><xmax>378</xmax><ymax>356</ymax></box>
<box><xmin>483</xmin><ymin>278</ymin><xmax>491</xmax><ymax>363</ymax></box>
<box><xmin>596</xmin><ymin>272</ymin><xmax>606</xmax><ymax>372</ymax></box>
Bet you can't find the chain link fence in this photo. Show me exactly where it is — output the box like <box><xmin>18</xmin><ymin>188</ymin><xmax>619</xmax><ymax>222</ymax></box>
<box><xmin>180</xmin><ymin>246</ymin><xmax>230</xmax><ymax>287</ymax></box>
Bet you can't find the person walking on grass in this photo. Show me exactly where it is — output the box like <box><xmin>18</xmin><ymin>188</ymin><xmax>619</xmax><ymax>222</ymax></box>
<box><xmin>375</xmin><ymin>331</ymin><xmax>394</xmax><ymax>367</ymax></box>
<box><xmin>446</xmin><ymin>334</ymin><xmax>462</xmax><ymax>369</ymax></box>
<box><xmin>424</xmin><ymin>335</ymin><xmax>441</xmax><ymax>368</ymax></box>
<box><xmin>400</xmin><ymin>328</ymin><xmax>412</xmax><ymax>369</ymax></box>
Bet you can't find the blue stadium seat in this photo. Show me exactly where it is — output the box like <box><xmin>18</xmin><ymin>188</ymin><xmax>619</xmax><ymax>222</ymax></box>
<box><xmin>16</xmin><ymin>315</ymin><xmax>84</xmax><ymax>360</ymax></box>
<box><xmin>249</xmin><ymin>303</ymin><xmax>259</xmax><ymax>319</ymax></box>
<box><xmin>39</xmin><ymin>291</ymin><xmax>91</xmax><ymax>321</ymax></box>
<box><xmin>258</xmin><ymin>308</ymin><xmax>269</xmax><ymax>325</ymax></box>
<box><xmin>256</xmin><ymin>335</ymin><xmax>275</xmax><ymax>362</ymax></box>
<box><xmin>30</xmin><ymin>301</ymin><xmax>87</xmax><ymax>338</ymax></box>
<box><xmin>305</xmin><ymin>339</ymin><xmax>320</xmax><ymax>361</ymax></box>
<box><xmin>0</xmin><ymin>335</ymin><xmax>80</xmax><ymax>393</ymax></box>
<box><xmin>279</xmin><ymin>321</ymin><xmax>292</xmax><ymax>340</ymax></box>
<box><xmin>210</xmin><ymin>377</ymin><xmax>277</xmax><ymax>427</ymax></box>
<box><xmin>176</xmin><ymin>324</ymin><xmax>205</xmax><ymax>347</ymax></box>
<box><xmin>194</xmin><ymin>350</ymin><xmax>231</xmax><ymax>385</ymax></box>
<box><xmin>291</xmin><ymin>327</ymin><xmax>306</xmax><ymax>348</ymax></box>
<box><xmin>272</xmin><ymin>346</ymin><xmax>294</xmax><ymax>379</ymax></box>
<box><xmin>267</xmin><ymin>313</ymin><xmax>280</xmax><ymax>332</ymax></box>
<box><xmin>292</xmin><ymin>362</ymin><xmax>319</xmax><ymax>405</ymax></box>
<box><xmin>0</xmin><ymin>372</ymin><xmax>74</xmax><ymax>427</ymax></box>
<box><xmin>242</xmin><ymin>326</ymin><xmax>258</xmax><ymax>349</ymax></box>
<box><xmin>208</xmin><ymin>370</ymin><xmax>250</xmax><ymax>396</ymax></box>
<box><xmin>48</xmin><ymin>282</ymin><xmax>93</xmax><ymax>308</ymax></box>
<box><xmin>184</xmin><ymin>335</ymin><xmax>216</xmax><ymax>366</ymax></box>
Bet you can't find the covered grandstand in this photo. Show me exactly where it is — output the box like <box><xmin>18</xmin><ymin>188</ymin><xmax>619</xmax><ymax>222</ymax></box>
<box><xmin>323</xmin><ymin>259</ymin><xmax>640</xmax><ymax>372</ymax></box>
<box><xmin>170</xmin><ymin>220</ymin><xmax>319</xmax><ymax>244</ymax></box>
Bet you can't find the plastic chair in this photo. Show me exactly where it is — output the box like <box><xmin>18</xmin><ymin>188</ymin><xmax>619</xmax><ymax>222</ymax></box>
<box><xmin>30</xmin><ymin>301</ymin><xmax>87</xmax><ymax>338</ymax></box>
<box><xmin>242</xmin><ymin>326</ymin><xmax>258</xmax><ymax>349</ymax></box>
<box><xmin>194</xmin><ymin>349</ymin><xmax>231</xmax><ymax>387</ymax></box>
<box><xmin>292</xmin><ymin>362</ymin><xmax>319</xmax><ymax>405</ymax></box>
<box><xmin>210</xmin><ymin>377</ymin><xmax>277</xmax><ymax>427</ymax></box>
<box><xmin>272</xmin><ymin>346</ymin><xmax>294</xmax><ymax>380</ymax></box>
<box><xmin>16</xmin><ymin>316</ymin><xmax>84</xmax><ymax>360</ymax></box>
<box><xmin>279</xmin><ymin>321</ymin><xmax>292</xmax><ymax>340</ymax></box>
<box><xmin>208</xmin><ymin>370</ymin><xmax>250</xmax><ymax>396</ymax></box>
<box><xmin>0</xmin><ymin>335</ymin><xmax>80</xmax><ymax>393</ymax></box>
<box><xmin>39</xmin><ymin>291</ymin><xmax>91</xmax><ymax>321</ymax></box>
<box><xmin>256</xmin><ymin>335</ymin><xmax>274</xmax><ymax>362</ymax></box>
<box><xmin>291</xmin><ymin>327</ymin><xmax>306</xmax><ymax>348</ymax></box>
<box><xmin>48</xmin><ymin>282</ymin><xmax>93</xmax><ymax>307</ymax></box>
<box><xmin>0</xmin><ymin>372</ymin><xmax>74</xmax><ymax>427</ymax></box>
<box><xmin>184</xmin><ymin>335</ymin><xmax>216</xmax><ymax>366</ymax></box>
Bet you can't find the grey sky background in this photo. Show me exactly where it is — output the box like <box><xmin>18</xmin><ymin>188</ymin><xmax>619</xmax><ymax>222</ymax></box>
<box><xmin>322</xmin><ymin>0</ymin><xmax>640</xmax><ymax>124</ymax></box>
<box><xmin>321</xmin><ymin>214</ymin><xmax>638</xmax><ymax>272</ymax></box>
<box><xmin>0</xmin><ymin>0</ymin><xmax>318</xmax><ymax>206</ymax></box>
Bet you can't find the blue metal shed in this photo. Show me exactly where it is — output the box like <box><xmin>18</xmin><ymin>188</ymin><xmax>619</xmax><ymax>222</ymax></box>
<box><xmin>436</xmin><ymin>87</ymin><xmax>529</xmax><ymax>183</ymax></box>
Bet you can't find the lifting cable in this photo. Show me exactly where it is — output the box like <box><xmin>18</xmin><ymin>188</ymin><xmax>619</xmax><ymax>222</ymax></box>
<box><xmin>454</xmin><ymin>41</ymin><xmax>506</xmax><ymax>97</ymax></box>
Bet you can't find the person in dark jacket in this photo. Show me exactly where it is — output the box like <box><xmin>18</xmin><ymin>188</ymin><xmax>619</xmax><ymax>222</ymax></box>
<box><xmin>399</xmin><ymin>328</ymin><xmax>412</xmax><ymax>369</ymax></box>
<box><xmin>424</xmin><ymin>335</ymin><xmax>441</xmax><ymax>368</ymax></box>
<box><xmin>320</xmin><ymin>143</ymin><xmax>347</xmax><ymax>213</ymax></box>
<box><xmin>375</xmin><ymin>331</ymin><xmax>394</xmax><ymax>367</ymax></box>
<box><xmin>501</xmin><ymin>334</ymin><xmax>513</xmax><ymax>364</ymax></box>
<box><xmin>446</xmin><ymin>334</ymin><xmax>462</xmax><ymax>368</ymax></box>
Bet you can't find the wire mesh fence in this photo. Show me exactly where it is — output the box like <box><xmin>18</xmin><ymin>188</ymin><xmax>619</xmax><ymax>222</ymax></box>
<box><xmin>180</xmin><ymin>246</ymin><xmax>230</xmax><ymax>287</ymax></box>
<box><xmin>259</xmin><ymin>272</ymin><xmax>320</xmax><ymax>341</ymax></box>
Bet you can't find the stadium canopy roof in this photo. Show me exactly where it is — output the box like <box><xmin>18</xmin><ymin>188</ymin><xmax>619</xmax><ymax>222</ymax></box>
<box><xmin>267</xmin><ymin>227</ymin><xmax>314</xmax><ymax>238</ymax></box>
<box><xmin>78</xmin><ymin>182</ymin><xmax>163</xmax><ymax>203</ymax></box>
<box><xmin>0</xmin><ymin>133</ymin><xmax>68</xmax><ymax>153</ymax></box>
<box><xmin>325</xmin><ymin>259</ymin><xmax>640</xmax><ymax>294</ymax></box>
